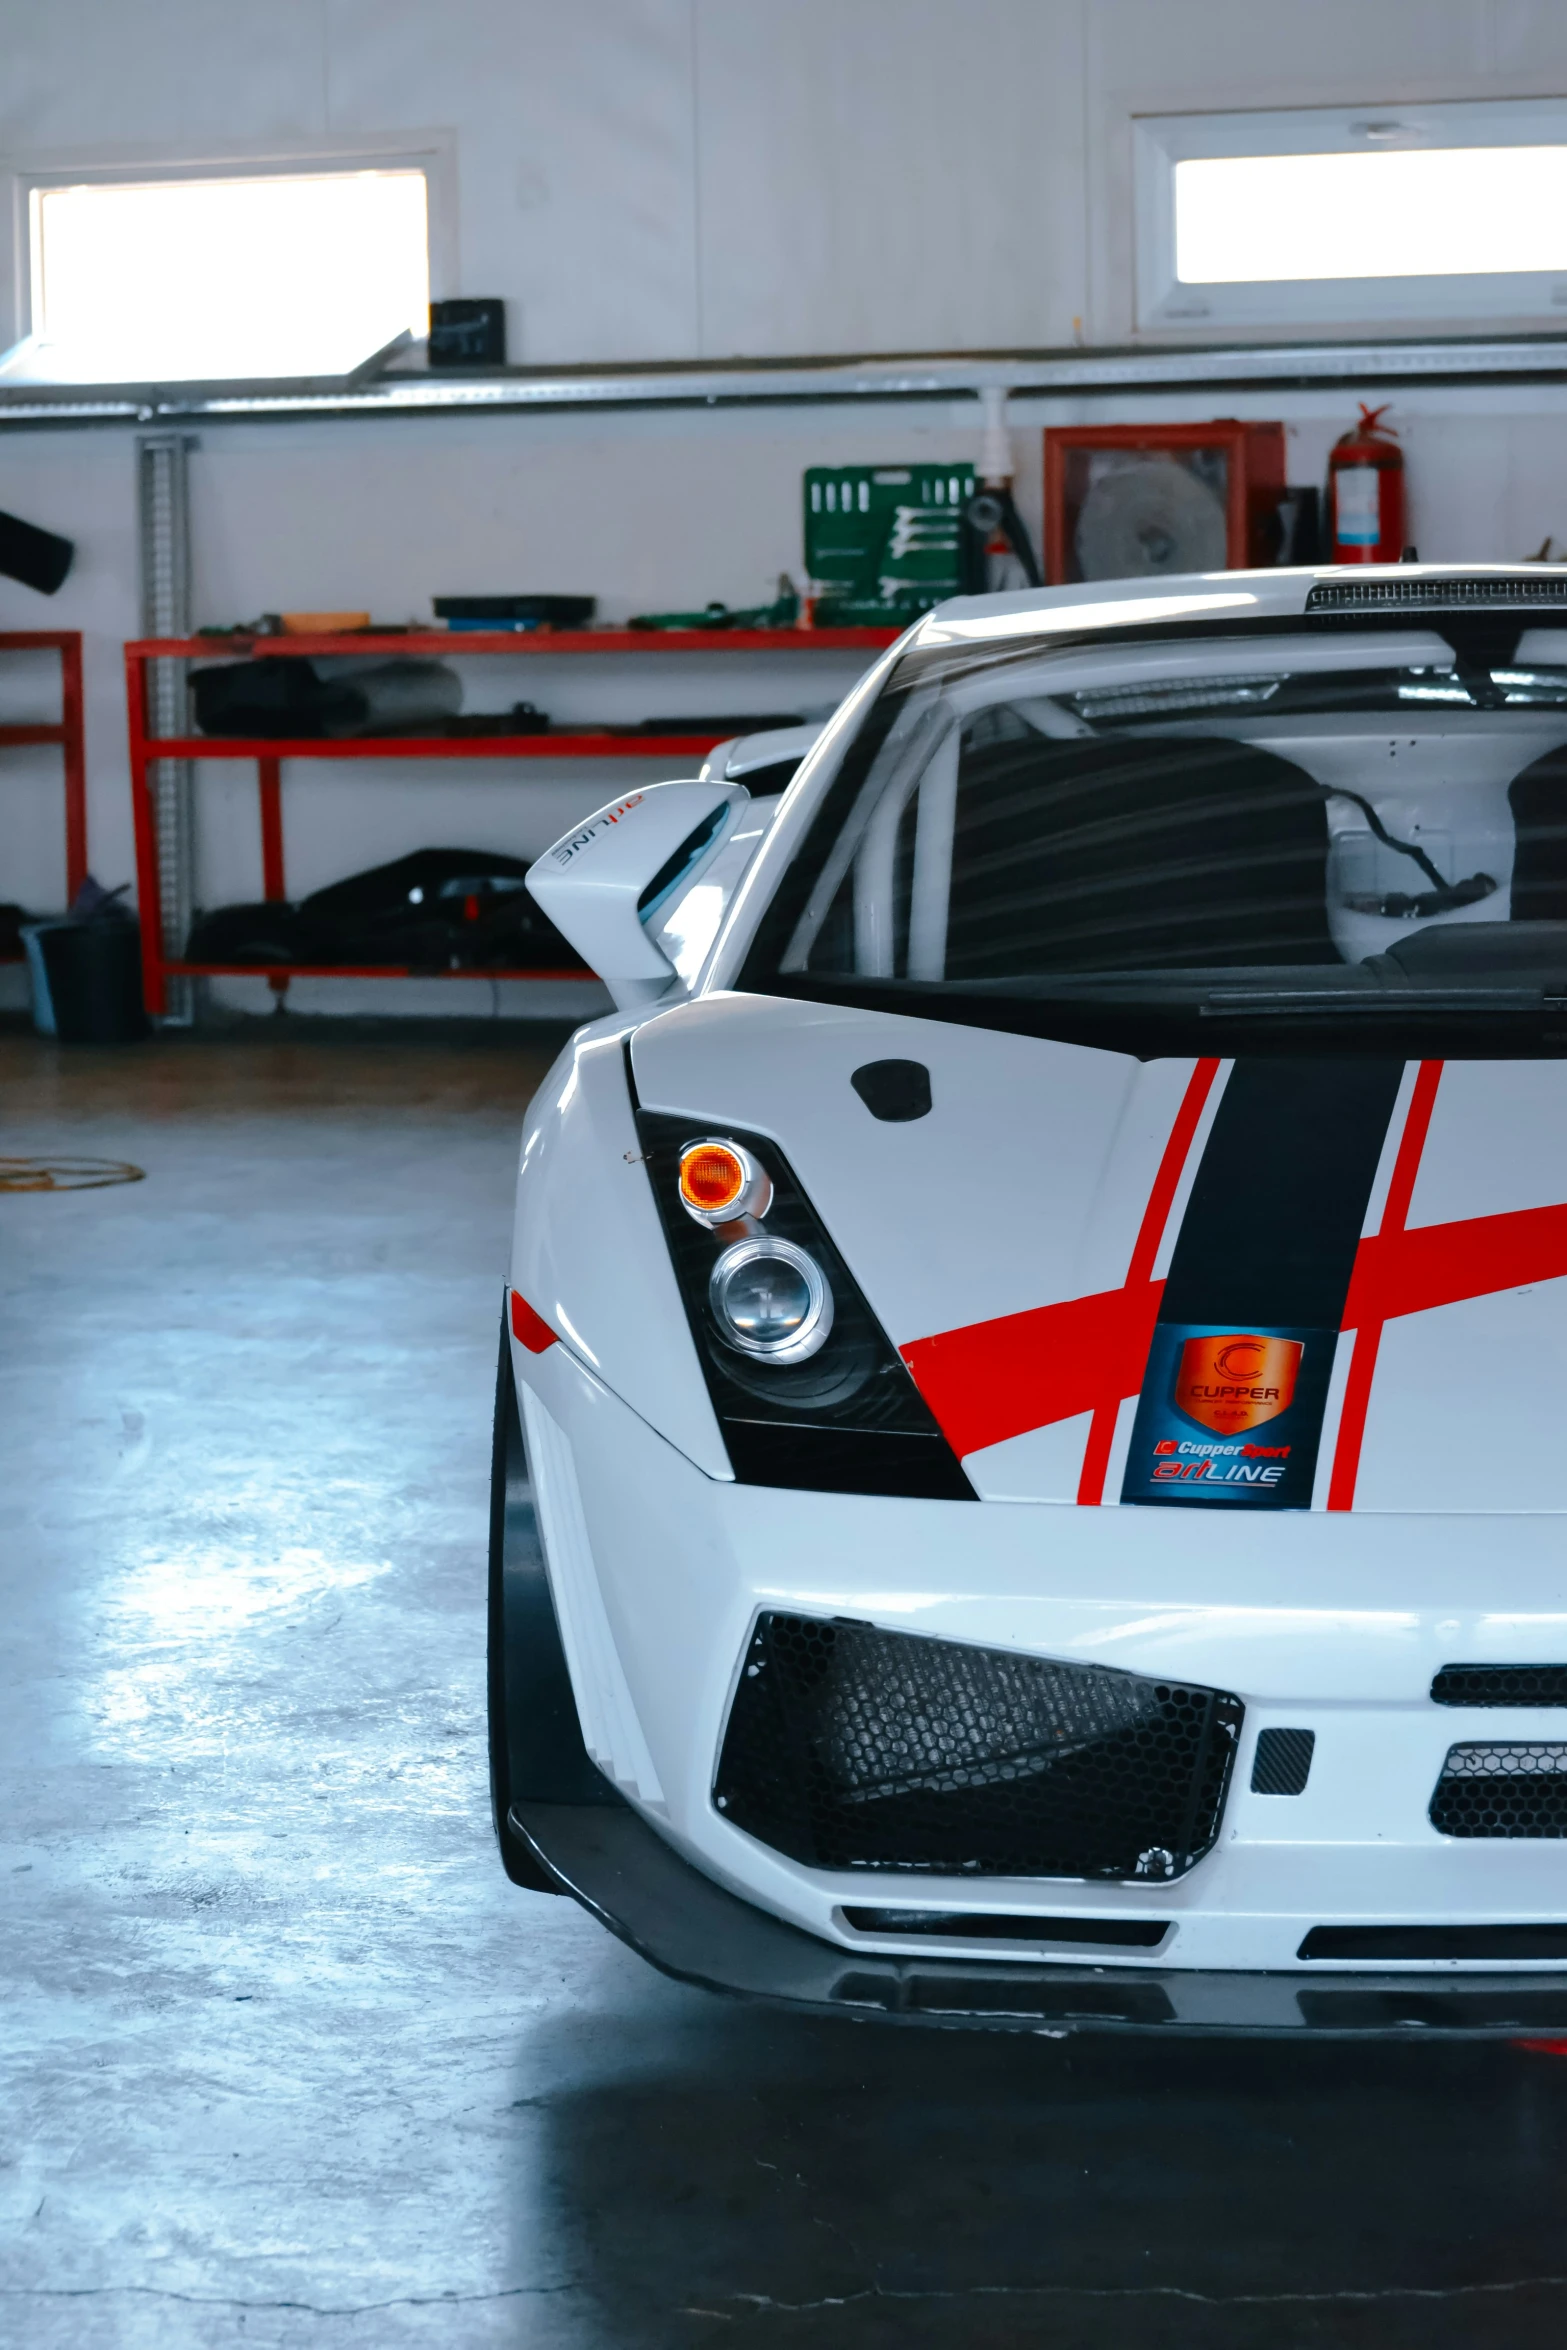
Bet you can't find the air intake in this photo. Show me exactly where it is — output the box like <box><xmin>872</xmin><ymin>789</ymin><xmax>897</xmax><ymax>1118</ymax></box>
<box><xmin>714</xmin><ymin>1614</ymin><xmax>1242</xmax><ymax>1882</ymax></box>
<box><xmin>1307</xmin><ymin>576</ymin><xmax>1567</xmax><ymax>611</ymax></box>
<box><xmin>840</xmin><ymin>1907</ymin><xmax>1170</xmax><ymax>1948</ymax></box>
<box><xmin>1432</xmin><ymin>1665</ymin><xmax>1567</xmax><ymax>1707</ymax></box>
<box><xmin>1430</xmin><ymin>1743</ymin><xmax>1567</xmax><ymax>1837</ymax></box>
<box><xmin>1300</xmin><ymin>1923</ymin><xmax>1567</xmax><ymax>1961</ymax></box>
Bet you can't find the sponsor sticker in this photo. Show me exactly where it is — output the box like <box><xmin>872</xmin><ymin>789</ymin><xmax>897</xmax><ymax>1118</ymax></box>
<box><xmin>1122</xmin><ymin>1323</ymin><xmax>1328</xmax><ymax>1510</ymax></box>
<box><xmin>1333</xmin><ymin>464</ymin><xmax>1382</xmax><ymax>548</ymax></box>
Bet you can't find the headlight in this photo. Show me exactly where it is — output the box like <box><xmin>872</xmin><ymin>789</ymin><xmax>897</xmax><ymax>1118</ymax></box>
<box><xmin>678</xmin><ymin>1136</ymin><xmax>773</xmax><ymax>1225</ymax></box>
<box><xmin>709</xmin><ymin>1236</ymin><xmax>833</xmax><ymax>1363</ymax></box>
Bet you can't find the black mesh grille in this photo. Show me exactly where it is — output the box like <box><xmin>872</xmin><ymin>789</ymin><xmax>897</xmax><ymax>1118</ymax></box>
<box><xmin>1307</xmin><ymin>576</ymin><xmax>1567</xmax><ymax>611</ymax></box>
<box><xmin>1432</xmin><ymin>1665</ymin><xmax>1567</xmax><ymax>1707</ymax></box>
<box><xmin>714</xmin><ymin>1614</ymin><xmax>1242</xmax><ymax>1881</ymax></box>
<box><xmin>1430</xmin><ymin>1743</ymin><xmax>1567</xmax><ymax>1837</ymax></box>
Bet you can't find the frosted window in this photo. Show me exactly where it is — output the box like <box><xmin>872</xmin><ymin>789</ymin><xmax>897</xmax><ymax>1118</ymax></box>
<box><xmin>29</xmin><ymin>170</ymin><xmax>430</xmax><ymax>382</ymax></box>
<box><xmin>1176</xmin><ymin>147</ymin><xmax>1567</xmax><ymax>285</ymax></box>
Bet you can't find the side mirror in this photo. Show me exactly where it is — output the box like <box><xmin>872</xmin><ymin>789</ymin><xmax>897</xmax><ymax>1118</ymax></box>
<box><xmin>526</xmin><ymin>779</ymin><xmax>749</xmax><ymax>1010</ymax></box>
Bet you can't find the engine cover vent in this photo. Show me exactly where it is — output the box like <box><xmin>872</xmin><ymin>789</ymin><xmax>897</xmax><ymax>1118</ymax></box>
<box><xmin>1307</xmin><ymin>575</ymin><xmax>1567</xmax><ymax>611</ymax></box>
<box><xmin>1430</xmin><ymin>1743</ymin><xmax>1567</xmax><ymax>1837</ymax></box>
<box><xmin>714</xmin><ymin>1614</ymin><xmax>1242</xmax><ymax>1882</ymax></box>
<box><xmin>1432</xmin><ymin>1664</ymin><xmax>1567</xmax><ymax>1707</ymax></box>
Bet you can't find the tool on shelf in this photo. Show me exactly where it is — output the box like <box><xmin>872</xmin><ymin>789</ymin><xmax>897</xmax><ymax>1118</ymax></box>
<box><xmin>629</xmin><ymin>578</ymin><xmax>800</xmax><ymax>631</ymax></box>
<box><xmin>804</xmin><ymin>468</ymin><xmax>979</xmax><ymax>626</ymax></box>
<box><xmin>433</xmin><ymin>594</ymin><xmax>595</xmax><ymax>629</ymax></box>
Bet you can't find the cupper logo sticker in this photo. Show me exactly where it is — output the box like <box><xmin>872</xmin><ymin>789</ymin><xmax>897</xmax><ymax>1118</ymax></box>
<box><xmin>1174</xmin><ymin>1333</ymin><xmax>1302</xmax><ymax>1435</ymax></box>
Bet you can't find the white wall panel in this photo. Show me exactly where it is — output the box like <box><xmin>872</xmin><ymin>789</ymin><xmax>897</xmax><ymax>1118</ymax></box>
<box><xmin>1491</xmin><ymin>2</ymin><xmax>1567</xmax><ymax>80</ymax></box>
<box><xmin>0</xmin><ymin>0</ymin><xmax>329</xmax><ymax>150</ymax></box>
<box><xmin>325</xmin><ymin>0</ymin><xmax>701</xmax><ymax>362</ymax></box>
<box><xmin>695</xmin><ymin>0</ymin><xmax>1086</xmax><ymax>358</ymax></box>
<box><xmin>12</xmin><ymin>0</ymin><xmax>1567</xmax><ymax>365</ymax></box>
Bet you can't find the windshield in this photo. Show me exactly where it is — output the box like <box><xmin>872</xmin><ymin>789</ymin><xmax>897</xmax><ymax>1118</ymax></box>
<box><xmin>740</xmin><ymin>620</ymin><xmax>1567</xmax><ymax>1056</ymax></box>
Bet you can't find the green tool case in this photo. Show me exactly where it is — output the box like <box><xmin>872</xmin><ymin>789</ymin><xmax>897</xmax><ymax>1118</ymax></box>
<box><xmin>804</xmin><ymin>463</ymin><xmax>978</xmax><ymax>627</ymax></box>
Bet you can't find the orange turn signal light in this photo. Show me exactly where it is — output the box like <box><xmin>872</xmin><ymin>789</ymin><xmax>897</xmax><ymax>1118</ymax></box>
<box><xmin>680</xmin><ymin>1141</ymin><xmax>747</xmax><ymax>1213</ymax></box>
<box><xmin>678</xmin><ymin>1137</ymin><xmax>771</xmax><ymax>1224</ymax></box>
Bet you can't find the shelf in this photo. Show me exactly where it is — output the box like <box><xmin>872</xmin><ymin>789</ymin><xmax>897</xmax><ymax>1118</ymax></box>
<box><xmin>124</xmin><ymin>623</ymin><xmax>852</xmax><ymax>1019</ymax></box>
<box><xmin>143</xmin><ymin>732</ymin><xmax>750</xmax><ymax>760</ymax></box>
<box><xmin>15</xmin><ymin>336</ymin><xmax>1567</xmax><ymax>431</ymax></box>
<box><xmin>131</xmin><ymin>628</ymin><xmax>899</xmax><ymax>659</ymax></box>
<box><xmin>0</xmin><ymin>723</ymin><xmax>69</xmax><ymax>747</ymax></box>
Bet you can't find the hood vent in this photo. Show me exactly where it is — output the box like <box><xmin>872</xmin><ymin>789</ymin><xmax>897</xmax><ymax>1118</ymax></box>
<box><xmin>1432</xmin><ymin>1664</ymin><xmax>1567</xmax><ymax>1707</ymax></box>
<box><xmin>1308</xmin><ymin>575</ymin><xmax>1567</xmax><ymax>611</ymax></box>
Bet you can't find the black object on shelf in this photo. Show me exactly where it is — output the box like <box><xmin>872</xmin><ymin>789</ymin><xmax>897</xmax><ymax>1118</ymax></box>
<box><xmin>959</xmin><ymin>487</ymin><xmax>1043</xmax><ymax>593</ymax></box>
<box><xmin>432</xmin><ymin>595</ymin><xmax>596</xmax><ymax>626</ymax></box>
<box><xmin>427</xmin><ymin>299</ymin><xmax>507</xmax><ymax>369</ymax></box>
<box><xmin>185</xmin><ymin>848</ymin><xmax>587</xmax><ymax>974</ymax></box>
<box><xmin>0</xmin><ymin>507</ymin><xmax>74</xmax><ymax>596</ymax></box>
<box><xmin>193</xmin><ymin>659</ymin><xmax>462</xmax><ymax>739</ymax></box>
<box><xmin>1275</xmin><ymin>487</ymin><xmax>1323</xmax><ymax>565</ymax></box>
<box><xmin>446</xmin><ymin>703</ymin><xmax>552</xmax><ymax>737</ymax></box>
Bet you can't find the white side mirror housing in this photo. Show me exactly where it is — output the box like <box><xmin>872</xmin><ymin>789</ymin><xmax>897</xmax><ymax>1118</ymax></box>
<box><xmin>526</xmin><ymin>780</ymin><xmax>749</xmax><ymax>1010</ymax></box>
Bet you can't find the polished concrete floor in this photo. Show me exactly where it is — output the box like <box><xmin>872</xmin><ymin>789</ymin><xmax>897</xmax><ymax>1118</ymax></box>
<box><xmin>6</xmin><ymin>1017</ymin><xmax>1567</xmax><ymax>2348</ymax></box>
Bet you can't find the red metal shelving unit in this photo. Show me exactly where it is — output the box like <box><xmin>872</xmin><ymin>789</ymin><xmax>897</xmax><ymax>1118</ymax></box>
<box><xmin>2</xmin><ymin>632</ymin><xmax>87</xmax><ymax>951</ymax></box>
<box><xmin>123</xmin><ymin>627</ymin><xmax>896</xmax><ymax>1015</ymax></box>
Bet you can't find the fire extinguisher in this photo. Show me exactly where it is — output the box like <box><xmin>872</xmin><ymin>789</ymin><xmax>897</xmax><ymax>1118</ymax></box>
<box><xmin>1328</xmin><ymin>403</ymin><xmax>1406</xmax><ymax>564</ymax></box>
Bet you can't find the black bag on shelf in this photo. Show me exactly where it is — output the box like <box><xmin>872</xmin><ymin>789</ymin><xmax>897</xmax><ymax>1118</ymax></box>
<box><xmin>192</xmin><ymin>660</ymin><xmax>463</xmax><ymax>740</ymax></box>
<box><xmin>185</xmin><ymin>848</ymin><xmax>587</xmax><ymax>974</ymax></box>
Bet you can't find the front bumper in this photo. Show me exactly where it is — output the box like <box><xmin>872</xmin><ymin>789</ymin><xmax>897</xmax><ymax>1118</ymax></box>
<box><xmin>510</xmin><ymin>1792</ymin><xmax>1567</xmax><ymax>2036</ymax></box>
<box><xmin>516</xmin><ymin>1332</ymin><xmax>1567</xmax><ymax>1988</ymax></box>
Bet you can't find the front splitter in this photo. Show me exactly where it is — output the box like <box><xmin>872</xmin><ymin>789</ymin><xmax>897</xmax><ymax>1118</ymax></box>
<box><xmin>509</xmin><ymin>1796</ymin><xmax>1567</xmax><ymax>2037</ymax></box>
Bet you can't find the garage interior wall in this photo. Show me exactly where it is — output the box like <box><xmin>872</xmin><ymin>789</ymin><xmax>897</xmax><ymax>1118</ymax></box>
<box><xmin>6</xmin><ymin>0</ymin><xmax>1567</xmax><ymax>1009</ymax></box>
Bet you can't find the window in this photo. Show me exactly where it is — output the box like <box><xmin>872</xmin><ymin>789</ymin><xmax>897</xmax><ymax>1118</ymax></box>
<box><xmin>1135</xmin><ymin>100</ymin><xmax>1567</xmax><ymax>334</ymax></box>
<box><xmin>13</xmin><ymin>163</ymin><xmax>431</xmax><ymax>384</ymax></box>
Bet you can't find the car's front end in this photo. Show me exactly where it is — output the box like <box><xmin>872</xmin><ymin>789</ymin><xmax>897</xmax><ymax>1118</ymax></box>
<box><xmin>494</xmin><ymin>567</ymin><xmax>1567</xmax><ymax>2033</ymax></box>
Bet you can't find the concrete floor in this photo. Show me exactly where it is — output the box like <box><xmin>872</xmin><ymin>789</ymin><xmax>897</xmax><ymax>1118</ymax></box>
<box><xmin>5</xmin><ymin>1019</ymin><xmax>1567</xmax><ymax>2349</ymax></box>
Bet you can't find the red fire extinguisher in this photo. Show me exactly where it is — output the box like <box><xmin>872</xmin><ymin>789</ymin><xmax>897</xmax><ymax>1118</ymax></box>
<box><xmin>1328</xmin><ymin>403</ymin><xmax>1406</xmax><ymax>564</ymax></box>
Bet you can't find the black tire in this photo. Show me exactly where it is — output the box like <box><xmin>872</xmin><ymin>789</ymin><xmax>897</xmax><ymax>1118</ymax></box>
<box><xmin>487</xmin><ymin>1312</ymin><xmax>616</xmax><ymax>1890</ymax></box>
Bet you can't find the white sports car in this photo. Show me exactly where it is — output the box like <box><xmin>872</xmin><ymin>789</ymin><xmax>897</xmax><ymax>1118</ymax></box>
<box><xmin>489</xmin><ymin>565</ymin><xmax>1567</xmax><ymax>2035</ymax></box>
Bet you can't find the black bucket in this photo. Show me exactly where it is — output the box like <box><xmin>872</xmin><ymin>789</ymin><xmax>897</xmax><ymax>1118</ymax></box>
<box><xmin>37</xmin><ymin>920</ymin><xmax>150</xmax><ymax>1044</ymax></box>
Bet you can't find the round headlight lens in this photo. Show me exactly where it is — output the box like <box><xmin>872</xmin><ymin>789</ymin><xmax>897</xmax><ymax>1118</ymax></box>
<box><xmin>709</xmin><ymin>1237</ymin><xmax>833</xmax><ymax>1363</ymax></box>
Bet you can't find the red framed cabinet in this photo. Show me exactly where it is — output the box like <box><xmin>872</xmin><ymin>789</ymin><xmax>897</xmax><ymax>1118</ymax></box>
<box><xmin>123</xmin><ymin>627</ymin><xmax>896</xmax><ymax>1016</ymax></box>
<box><xmin>1</xmin><ymin>632</ymin><xmax>87</xmax><ymax>936</ymax></box>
